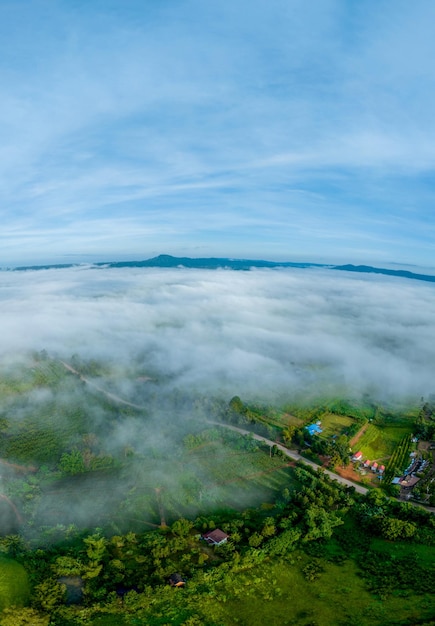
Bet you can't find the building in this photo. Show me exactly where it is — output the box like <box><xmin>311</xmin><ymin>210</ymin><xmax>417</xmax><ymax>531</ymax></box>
<box><xmin>305</xmin><ymin>423</ymin><xmax>323</xmax><ymax>436</ymax></box>
<box><xmin>398</xmin><ymin>475</ymin><xmax>420</xmax><ymax>489</ymax></box>
<box><xmin>202</xmin><ymin>529</ymin><xmax>229</xmax><ymax>546</ymax></box>
<box><xmin>169</xmin><ymin>573</ymin><xmax>186</xmax><ymax>587</ymax></box>
<box><xmin>352</xmin><ymin>451</ymin><xmax>363</xmax><ymax>462</ymax></box>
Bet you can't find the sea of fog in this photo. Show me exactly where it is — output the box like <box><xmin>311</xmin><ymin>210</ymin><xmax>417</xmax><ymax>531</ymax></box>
<box><xmin>1</xmin><ymin>265</ymin><xmax>435</xmax><ymax>403</ymax></box>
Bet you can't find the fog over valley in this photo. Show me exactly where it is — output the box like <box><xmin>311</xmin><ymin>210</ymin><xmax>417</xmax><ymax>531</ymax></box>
<box><xmin>0</xmin><ymin>263</ymin><xmax>434</xmax><ymax>539</ymax></box>
<box><xmin>1</xmin><ymin>265</ymin><xmax>434</xmax><ymax>402</ymax></box>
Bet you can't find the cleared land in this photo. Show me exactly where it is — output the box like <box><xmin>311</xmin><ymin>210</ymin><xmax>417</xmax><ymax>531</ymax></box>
<box><xmin>317</xmin><ymin>412</ymin><xmax>354</xmax><ymax>437</ymax></box>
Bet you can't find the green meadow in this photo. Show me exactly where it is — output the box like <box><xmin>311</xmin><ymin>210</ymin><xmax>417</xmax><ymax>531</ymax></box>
<box><xmin>317</xmin><ymin>411</ymin><xmax>354</xmax><ymax>437</ymax></box>
<box><xmin>0</xmin><ymin>557</ymin><xmax>29</xmax><ymax>611</ymax></box>
<box><xmin>212</xmin><ymin>556</ymin><xmax>435</xmax><ymax>626</ymax></box>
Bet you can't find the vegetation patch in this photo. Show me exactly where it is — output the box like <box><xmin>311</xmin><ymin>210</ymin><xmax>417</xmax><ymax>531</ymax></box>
<box><xmin>214</xmin><ymin>556</ymin><xmax>435</xmax><ymax>626</ymax></box>
<box><xmin>357</xmin><ymin>424</ymin><xmax>412</xmax><ymax>463</ymax></box>
<box><xmin>0</xmin><ymin>353</ymin><xmax>434</xmax><ymax>624</ymax></box>
<box><xmin>317</xmin><ymin>412</ymin><xmax>354</xmax><ymax>437</ymax></box>
<box><xmin>0</xmin><ymin>557</ymin><xmax>29</xmax><ymax>611</ymax></box>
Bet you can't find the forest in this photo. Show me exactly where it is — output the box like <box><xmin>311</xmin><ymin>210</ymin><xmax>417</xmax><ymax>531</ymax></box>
<box><xmin>0</xmin><ymin>352</ymin><xmax>434</xmax><ymax>625</ymax></box>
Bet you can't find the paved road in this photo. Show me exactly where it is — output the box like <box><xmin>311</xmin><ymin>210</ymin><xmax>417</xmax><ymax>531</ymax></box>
<box><xmin>52</xmin><ymin>374</ymin><xmax>435</xmax><ymax>514</ymax></box>
<box><xmin>207</xmin><ymin>421</ymin><xmax>369</xmax><ymax>495</ymax></box>
<box><xmin>209</xmin><ymin>422</ymin><xmax>435</xmax><ymax>514</ymax></box>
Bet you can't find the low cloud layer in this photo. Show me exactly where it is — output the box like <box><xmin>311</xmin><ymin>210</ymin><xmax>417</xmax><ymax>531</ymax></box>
<box><xmin>1</xmin><ymin>265</ymin><xmax>435</xmax><ymax>535</ymax></box>
<box><xmin>1</xmin><ymin>266</ymin><xmax>435</xmax><ymax>403</ymax></box>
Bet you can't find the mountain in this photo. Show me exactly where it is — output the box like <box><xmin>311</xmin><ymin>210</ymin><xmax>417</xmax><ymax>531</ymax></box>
<box><xmin>95</xmin><ymin>254</ymin><xmax>326</xmax><ymax>270</ymax></box>
<box><xmin>7</xmin><ymin>255</ymin><xmax>435</xmax><ymax>284</ymax></box>
<box><xmin>332</xmin><ymin>264</ymin><xmax>435</xmax><ymax>284</ymax></box>
<box><xmin>12</xmin><ymin>254</ymin><xmax>326</xmax><ymax>272</ymax></box>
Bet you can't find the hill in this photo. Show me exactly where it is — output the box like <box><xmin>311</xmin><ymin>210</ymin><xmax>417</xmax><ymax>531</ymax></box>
<box><xmin>7</xmin><ymin>255</ymin><xmax>435</xmax><ymax>284</ymax></box>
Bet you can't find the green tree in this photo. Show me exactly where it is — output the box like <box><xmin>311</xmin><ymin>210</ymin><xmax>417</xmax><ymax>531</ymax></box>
<box><xmin>266</xmin><ymin>529</ymin><xmax>301</xmax><ymax>556</ymax></box>
<box><xmin>228</xmin><ymin>396</ymin><xmax>246</xmax><ymax>419</ymax></box>
<box><xmin>84</xmin><ymin>534</ymin><xmax>107</xmax><ymax>561</ymax></box>
<box><xmin>83</xmin><ymin>534</ymin><xmax>107</xmax><ymax>580</ymax></box>
<box><xmin>366</xmin><ymin>488</ymin><xmax>388</xmax><ymax>508</ymax></box>
<box><xmin>51</xmin><ymin>555</ymin><xmax>83</xmax><ymax>578</ymax></box>
<box><xmin>282</xmin><ymin>425</ymin><xmax>296</xmax><ymax>444</ymax></box>
<box><xmin>248</xmin><ymin>532</ymin><xmax>264</xmax><ymax>547</ymax></box>
<box><xmin>32</xmin><ymin>579</ymin><xmax>66</xmax><ymax>612</ymax></box>
<box><xmin>171</xmin><ymin>518</ymin><xmax>194</xmax><ymax>537</ymax></box>
<box><xmin>0</xmin><ymin>535</ymin><xmax>27</xmax><ymax>558</ymax></box>
<box><xmin>59</xmin><ymin>449</ymin><xmax>86</xmax><ymax>475</ymax></box>
<box><xmin>0</xmin><ymin>607</ymin><xmax>49</xmax><ymax>626</ymax></box>
<box><xmin>304</xmin><ymin>506</ymin><xmax>344</xmax><ymax>541</ymax></box>
<box><xmin>261</xmin><ymin>517</ymin><xmax>276</xmax><ymax>538</ymax></box>
<box><xmin>379</xmin><ymin>517</ymin><xmax>417</xmax><ymax>541</ymax></box>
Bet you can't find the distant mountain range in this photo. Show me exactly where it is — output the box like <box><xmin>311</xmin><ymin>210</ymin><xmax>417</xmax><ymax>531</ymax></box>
<box><xmin>8</xmin><ymin>254</ymin><xmax>435</xmax><ymax>284</ymax></box>
<box><xmin>11</xmin><ymin>254</ymin><xmax>323</xmax><ymax>271</ymax></box>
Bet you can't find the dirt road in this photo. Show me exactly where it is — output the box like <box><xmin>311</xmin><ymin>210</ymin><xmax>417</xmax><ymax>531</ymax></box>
<box><xmin>59</xmin><ymin>361</ymin><xmax>145</xmax><ymax>410</ymax></box>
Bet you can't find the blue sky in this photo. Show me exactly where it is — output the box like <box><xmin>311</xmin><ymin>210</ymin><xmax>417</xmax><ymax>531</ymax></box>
<box><xmin>1</xmin><ymin>0</ymin><xmax>435</xmax><ymax>267</ymax></box>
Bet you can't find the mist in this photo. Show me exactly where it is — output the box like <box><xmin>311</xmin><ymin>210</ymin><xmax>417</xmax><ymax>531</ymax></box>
<box><xmin>1</xmin><ymin>265</ymin><xmax>435</xmax><ymax>401</ymax></box>
<box><xmin>1</xmin><ymin>265</ymin><xmax>435</xmax><ymax>537</ymax></box>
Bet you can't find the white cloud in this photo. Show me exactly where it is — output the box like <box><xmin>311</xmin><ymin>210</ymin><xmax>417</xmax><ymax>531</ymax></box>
<box><xmin>0</xmin><ymin>1</ymin><xmax>434</xmax><ymax>264</ymax></box>
<box><xmin>1</xmin><ymin>266</ymin><xmax>435</xmax><ymax>403</ymax></box>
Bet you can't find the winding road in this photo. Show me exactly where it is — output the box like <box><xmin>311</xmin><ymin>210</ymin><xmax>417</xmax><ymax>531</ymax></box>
<box><xmin>59</xmin><ymin>360</ymin><xmax>146</xmax><ymax>410</ymax></box>
<box><xmin>208</xmin><ymin>423</ymin><xmax>435</xmax><ymax>515</ymax></box>
<box><xmin>207</xmin><ymin>421</ymin><xmax>366</xmax><ymax>495</ymax></box>
<box><xmin>55</xmin><ymin>364</ymin><xmax>435</xmax><ymax>513</ymax></box>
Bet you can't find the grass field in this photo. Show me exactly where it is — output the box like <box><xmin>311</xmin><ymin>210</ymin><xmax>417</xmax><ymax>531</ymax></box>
<box><xmin>356</xmin><ymin>423</ymin><xmax>413</xmax><ymax>463</ymax></box>
<box><xmin>205</xmin><ymin>554</ymin><xmax>435</xmax><ymax>626</ymax></box>
<box><xmin>280</xmin><ymin>412</ymin><xmax>305</xmax><ymax>428</ymax></box>
<box><xmin>317</xmin><ymin>412</ymin><xmax>354</xmax><ymax>438</ymax></box>
<box><xmin>370</xmin><ymin>537</ymin><xmax>435</xmax><ymax>567</ymax></box>
<box><xmin>243</xmin><ymin>405</ymin><xmax>305</xmax><ymax>430</ymax></box>
<box><xmin>0</xmin><ymin>557</ymin><xmax>30</xmax><ymax>611</ymax></box>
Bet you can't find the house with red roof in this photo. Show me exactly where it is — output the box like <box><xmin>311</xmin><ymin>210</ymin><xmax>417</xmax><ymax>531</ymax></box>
<box><xmin>371</xmin><ymin>462</ymin><xmax>378</xmax><ymax>471</ymax></box>
<box><xmin>352</xmin><ymin>451</ymin><xmax>363</xmax><ymax>462</ymax></box>
<box><xmin>202</xmin><ymin>529</ymin><xmax>229</xmax><ymax>546</ymax></box>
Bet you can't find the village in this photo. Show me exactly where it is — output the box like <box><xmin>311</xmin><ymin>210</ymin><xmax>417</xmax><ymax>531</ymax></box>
<box><xmin>302</xmin><ymin>415</ymin><xmax>435</xmax><ymax>507</ymax></box>
<box><xmin>351</xmin><ymin>450</ymin><xmax>385</xmax><ymax>477</ymax></box>
<box><xmin>349</xmin><ymin>443</ymin><xmax>434</xmax><ymax>502</ymax></box>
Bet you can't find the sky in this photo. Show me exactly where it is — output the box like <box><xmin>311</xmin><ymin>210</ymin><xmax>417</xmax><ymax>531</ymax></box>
<box><xmin>1</xmin><ymin>0</ymin><xmax>435</xmax><ymax>267</ymax></box>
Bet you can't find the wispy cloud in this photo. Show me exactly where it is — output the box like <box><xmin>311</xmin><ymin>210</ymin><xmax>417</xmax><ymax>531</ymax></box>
<box><xmin>0</xmin><ymin>0</ymin><xmax>434</xmax><ymax>264</ymax></box>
